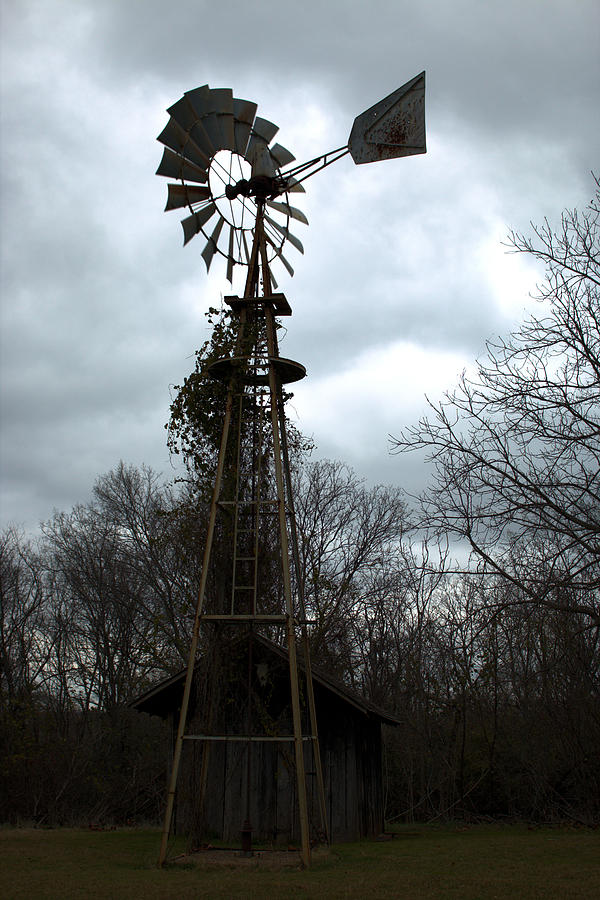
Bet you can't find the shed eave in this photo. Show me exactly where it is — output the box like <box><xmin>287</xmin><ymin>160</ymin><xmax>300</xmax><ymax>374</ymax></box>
<box><xmin>129</xmin><ymin>634</ymin><xmax>401</xmax><ymax>726</ymax></box>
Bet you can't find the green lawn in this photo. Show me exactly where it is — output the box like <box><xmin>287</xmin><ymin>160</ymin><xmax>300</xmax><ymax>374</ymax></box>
<box><xmin>1</xmin><ymin>824</ymin><xmax>598</xmax><ymax>899</ymax></box>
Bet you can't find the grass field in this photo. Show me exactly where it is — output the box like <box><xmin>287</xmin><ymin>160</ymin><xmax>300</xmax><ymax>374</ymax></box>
<box><xmin>1</xmin><ymin>824</ymin><xmax>598</xmax><ymax>899</ymax></box>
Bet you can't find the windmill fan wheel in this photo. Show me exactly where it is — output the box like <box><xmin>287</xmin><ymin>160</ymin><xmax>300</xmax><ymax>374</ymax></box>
<box><xmin>156</xmin><ymin>85</ymin><xmax>308</xmax><ymax>283</ymax></box>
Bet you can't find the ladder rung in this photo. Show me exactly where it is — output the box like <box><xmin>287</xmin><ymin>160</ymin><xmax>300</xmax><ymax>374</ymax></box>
<box><xmin>220</xmin><ymin>499</ymin><xmax>279</xmax><ymax>506</ymax></box>
<box><xmin>201</xmin><ymin>614</ymin><xmax>288</xmax><ymax>623</ymax></box>
<box><xmin>183</xmin><ymin>734</ymin><xmax>315</xmax><ymax>742</ymax></box>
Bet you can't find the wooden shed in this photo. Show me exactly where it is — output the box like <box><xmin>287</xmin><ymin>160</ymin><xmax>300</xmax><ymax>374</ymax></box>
<box><xmin>132</xmin><ymin>633</ymin><xmax>399</xmax><ymax>845</ymax></box>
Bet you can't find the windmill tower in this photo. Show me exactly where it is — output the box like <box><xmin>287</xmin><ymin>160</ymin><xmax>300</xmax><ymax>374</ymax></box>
<box><xmin>155</xmin><ymin>75</ymin><xmax>426</xmax><ymax>868</ymax></box>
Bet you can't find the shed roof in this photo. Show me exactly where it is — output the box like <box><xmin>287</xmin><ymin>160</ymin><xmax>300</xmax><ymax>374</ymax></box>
<box><xmin>130</xmin><ymin>633</ymin><xmax>401</xmax><ymax>726</ymax></box>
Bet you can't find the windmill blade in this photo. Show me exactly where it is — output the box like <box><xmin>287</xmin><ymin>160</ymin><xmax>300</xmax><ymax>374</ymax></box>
<box><xmin>264</xmin><ymin>214</ymin><xmax>304</xmax><ymax>254</ymax></box>
<box><xmin>208</xmin><ymin>88</ymin><xmax>234</xmax><ymax>115</ymax></box>
<box><xmin>183</xmin><ymin>86</ymin><xmax>238</xmax><ymax>154</ymax></box>
<box><xmin>252</xmin><ymin>116</ymin><xmax>279</xmax><ymax>143</ymax></box>
<box><xmin>269</xmin><ymin>143</ymin><xmax>296</xmax><ymax>168</ymax></box>
<box><xmin>266</xmin><ymin>200</ymin><xmax>308</xmax><ymax>226</ymax></box>
<box><xmin>226</xmin><ymin>225</ymin><xmax>235</xmax><ymax>283</ymax></box>
<box><xmin>167</xmin><ymin>96</ymin><xmax>215</xmax><ymax>159</ymax></box>
<box><xmin>210</xmin><ymin>88</ymin><xmax>235</xmax><ymax>150</ymax></box>
<box><xmin>181</xmin><ymin>203</ymin><xmax>216</xmax><ymax>245</ymax></box>
<box><xmin>167</xmin><ymin>96</ymin><xmax>194</xmax><ymax>128</ymax></box>
<box><xmin>218</xmin><ymin>112</ymin><xmax>235</xmax><ymax>150</ymax></box>
<box><xmin>165</xmin><ymin>183</ymin><xmax>211</xmax><ymax>211</ymax></box>
<box><xmin>242</xmin><ymin>231</ymin><xmax>251</xmax><ymax>266</ymax></box>
<box><xmin>183</xmin><ymin>85</ymin><xmax>211</xmax><ymax>115</ymax></box>
<box><xmin>266</xmin><ymin>234</ymin><xmax>295</xmax><ymax>277</ymax></box>
<box><xmin>156</xmin><ymin>147</ymin><xmax>208</xmax><ymax>184</ymax></box>
<box><xmin>233</xmin><ymin>98</ymin><xmax>257</xmax><ymax>126</ymax></box>
<box><xmin>284</xmin><ymin>177</ymin><xmax>306</xmax><ymax>194</ymax></box>
<box><xmin>201</xmin><ymin>215</ymin><xmax>226</xmax><ymax>272</ymax></box>
<box><xmin>247</xmin><ymin>116</ymin><xmax>279</xmax><ymax>165</ymax></box>
<box><xmin>180</xmin><ymin>91</ymin><xmax>221</xmax><ymax>157</ymax></box>
<box><xmin>186</xmin><ymin>87</ymin><xmax>235</xmax><ymax>152</ymax></box>
<box><xmin>157</xmin><ymin>118</ymin><xmax>211</xmax><ymax>170</ymax></box>
<box><xmin>189</xmin><ymin>120</ymin><xmax>218</xmax><ymax>158</ymax></box>
<box><xmin>233</xmin><ymin>119</ymin><xmax>253</xmax><ymax>157</ymax></box>
<box><xmin>183</xmin><ymin>84</ymin><xmax>210</xmax><ymax>108</ymax></box>
<box><xmin>233</xmin><ymin>98</ymin><xmax>257</xmax><ymax>156</ymax></box>
<box><xmin>195</xmin><ymin>113</ymin><xmax>224</xmax><ymax>155</ymax></box>
<box><xmin>184</xmin><ymin>87</ymin><xmax>222</xmax><ymax>152</ymax></box>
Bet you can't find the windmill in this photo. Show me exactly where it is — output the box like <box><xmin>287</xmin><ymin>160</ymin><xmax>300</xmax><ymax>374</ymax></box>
<box><xmin>155</xmin><ymin>73</ymin><xmax>426</xmax><ymax>868</ymax></box>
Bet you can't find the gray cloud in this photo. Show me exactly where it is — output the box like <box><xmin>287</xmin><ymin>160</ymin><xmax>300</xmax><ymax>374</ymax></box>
<box><xmin>1</xmin><ymin>0</ymin><xmax>599</xmax><ymax>529</ymax></box>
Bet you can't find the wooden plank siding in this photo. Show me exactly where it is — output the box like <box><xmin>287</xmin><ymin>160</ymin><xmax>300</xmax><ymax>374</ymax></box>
<box><xmin>131</xmin><ymin>634</ymin><xmax>398</xmax><ymax>844</ymax></box>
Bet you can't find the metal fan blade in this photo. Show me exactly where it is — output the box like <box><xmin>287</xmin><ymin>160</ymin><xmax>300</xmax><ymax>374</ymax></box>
<box><xmin>233</xmin><ymin>98</ymin><xmax>257</xmax><ymax>156</ymax></box>
<box><xmin>266</xmin><ymin>200</ymin><xmax>309</xmax><ymax>226</ymax></box>
<box><xmin>165</xmin><ymin>183</ymin><xmax>211</xmax><ymax>211</ymax></box>
<box><xmin>181</xmin><ymin>203</ymin><xmax>216</xmax><ymax>245</ymax></box>
<box><xmin>157</xmin><ymin>118</ymin><xmax>211</xmax><ymax>170</ymax></box>
<box><xmin>184</xmin><ymin>87</ymin><xmax>222</xmax><ymax>153</ymax></box>
<box><xmin>226</xmin><ymin>225</ymin><xmax>235</xmax><ymax>283</ymax></box>
<box><xmin>200</xmin><ymin>108</ymin><xmax>234</xmax><ymax>153</ymax></box>
<box><xmin>233</xmin><ymin>98</ymin><xmax>257</xmax><ymax>125</ymax></box>
<box><xmin>233</xmin><ymin>120</ymin><xmax>252</xmax><ymax>158</ymax></box>
<box><xmin>181</xmin><ymin>87</ymin><xmax>235</xmax><ymax>156</ymax></box>
<box><xmin>242</xmin><ymin>231</ymin><xmax>251</xmax><ymax>266</ymax></box>
<box><xmin>284</xmin><ymin>177</ymin><xmax>306</xmax><ymax>194</ymax></box>
<box><xmin>183</xmin><ymin>85</ymin><xmax>211</xmax><ymax>115</ymax></box>
<box><xmin>208</xmin><ymin>88</ymin><xmax>234</xmax><ymax>114</ymax></box>
<box><xmin>167</xmin><ymin>96</ymin><xmax>215</xmax><ymax>158</ymax></box>
<box><xmin>210</xmin><ymin>89</ymin><xmax>235</xmax><ymax>150</ymax></box>
<box><xmin>156</xmin><ymin>147</ymin><xmax>208</xmax><ymax>184</ymax></box>
<box><xmin>167</xmin><ymin>95</ymin><xmax>196</xmax><ymax>128</ymax></box>
<box><xmin>219</xmin><ymin>111</ymin><xmax>235</xmax><ymax>150</ymax></box>
<box><xmin>266</xmin><ymin>235</ymin><xmax>294</xmax><ymax>277</ymax></box>
<box><xmin>186</xmin><ymin>87</ymin><xmax>235</xmax><ymax>152</ymax></box>
<box><xmin>264</xmin><ymin>214</ymin><xmax>304</xmax><ymax>254</ymax></box>
<box><xmin>194</xmin><ymin>114</ymin><xmax>223</xmax><ymax>155</ymax></box>
<box><xmin>201</xmin><ymin>215</ymin><xmax>226</xmax><ymax>272</ymax></box>
<box><xmin>251</xmin><ymin>116</ymin><xmax>279</xmax><ymax>143</ymax></box>
<box><xmin>269</xmin><ymin>143</ymin><xmax>296</xmax><ymax>168</ymax></box>
<box><xmin>246</xmin><ymin>117</ymin><xmax>279</xmax><ymax>167</ymax></box>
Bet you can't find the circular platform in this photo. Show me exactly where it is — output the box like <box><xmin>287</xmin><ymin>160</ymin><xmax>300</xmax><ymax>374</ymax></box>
<box><xmin>206</xmin><ymin>356</ymin><xmax>306</xmax><ymax>385</ymax></box>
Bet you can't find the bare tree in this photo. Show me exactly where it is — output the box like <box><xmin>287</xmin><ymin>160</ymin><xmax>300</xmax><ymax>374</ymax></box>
<box><xmin>392</xmin><ymin>180</ymin><xmax>600</xmax><ymax>626</ymax></box>
<box><xmin>0</xmin><ymin>528</ymin><xmax>49</xmax><ymax>712</ymax></box>
<box><xmin>293</xmin><ymin>459</ymin><xmax>408</xmax><ymax>676</ymax></box>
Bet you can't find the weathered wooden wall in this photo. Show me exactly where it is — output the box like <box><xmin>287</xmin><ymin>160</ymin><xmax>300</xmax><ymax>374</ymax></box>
<box><xmin>173</xmin><ymin>645</ymin><xmax>385</xmax><ymax>845</ymax></box>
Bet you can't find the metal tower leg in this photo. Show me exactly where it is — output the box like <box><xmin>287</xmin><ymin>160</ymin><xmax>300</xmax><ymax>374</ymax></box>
<box><xmin>157</xmin><ymin>310</ymin><xmax>249</xmax><ymax>867</ymax></box>
<box><xmin>264</xmin><ymin>338</ymin><xmax>310</xmax><ymax>865</ymax></box>
<box><xmin>273</xmin><ymin>322</ymin><xmax>330</xmax><ymax>847</ymax></box>
<box><xmin>158</xmin><ymin>379</ymin><xmax>235</xmax><ymax>866</ymax></box>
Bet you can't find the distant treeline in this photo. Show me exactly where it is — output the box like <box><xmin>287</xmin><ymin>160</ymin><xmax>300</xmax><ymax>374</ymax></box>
<box><xmin>1</xmin><ymin>460</ymin><xmax>598</xmax><ymax>827</ymax></box>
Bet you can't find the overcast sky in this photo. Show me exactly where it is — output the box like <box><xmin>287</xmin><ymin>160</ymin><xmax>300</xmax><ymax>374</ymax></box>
<box><xmin>1</xmin><ymin>0</ymin><xmax>599</xmax><ymax>532</ymax></box>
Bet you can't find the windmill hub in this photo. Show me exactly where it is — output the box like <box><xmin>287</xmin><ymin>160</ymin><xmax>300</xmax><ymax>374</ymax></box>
<box><xmin>224</xmin><ymin>174</ymin><xmax>281</xmax><ymax>202</ymax></box>
<box><xmin>224</xmin><ymin>179</ymin><xmax>249</xmax><ymax>200</ymax></box>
